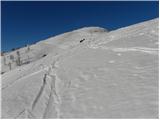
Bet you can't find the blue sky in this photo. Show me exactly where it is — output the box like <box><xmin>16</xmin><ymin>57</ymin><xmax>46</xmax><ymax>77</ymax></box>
<box><xmin>1</xmin><ymin>1</ymin><xmax>159</xmax><ymax>52</ymax></box>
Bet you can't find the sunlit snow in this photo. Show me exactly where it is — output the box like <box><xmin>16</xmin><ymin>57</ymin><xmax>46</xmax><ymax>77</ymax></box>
<box><xmin>1</xmin><ymin>19</ymin><xmax>158</xmax><ymax>118</ymax></box>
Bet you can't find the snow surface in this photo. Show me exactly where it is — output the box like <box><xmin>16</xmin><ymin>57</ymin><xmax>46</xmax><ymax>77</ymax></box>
<box><xmin>1</xmin><ymin>19</ymin><xmax>159</xmax><ymax>118</ymax></box>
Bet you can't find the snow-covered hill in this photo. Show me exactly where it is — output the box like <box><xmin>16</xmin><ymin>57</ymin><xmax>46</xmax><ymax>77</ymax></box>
<box><xmin>1</xmin><ymin>18</ymin><xmax>158</xmax><ymax>118</ymax></box>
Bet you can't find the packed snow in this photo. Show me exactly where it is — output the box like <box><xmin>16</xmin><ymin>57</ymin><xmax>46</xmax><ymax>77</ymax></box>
<box><xmin>1</xmin><ymin>18</ymin><xmax>158</xmax><ymax>118</ymax></box>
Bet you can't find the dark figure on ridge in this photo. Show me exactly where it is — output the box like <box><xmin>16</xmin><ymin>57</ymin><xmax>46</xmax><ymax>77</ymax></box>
<box><xmin>80</xmin><ymin>39</ymin><xmax>85</xmax><ymax>43</ymax></box>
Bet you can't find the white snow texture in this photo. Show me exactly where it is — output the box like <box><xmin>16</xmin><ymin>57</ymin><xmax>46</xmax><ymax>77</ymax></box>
<box><xmin>1</xmin><ymin>18</ymin><xmax>159</xmax><ymax>118</ymax></box>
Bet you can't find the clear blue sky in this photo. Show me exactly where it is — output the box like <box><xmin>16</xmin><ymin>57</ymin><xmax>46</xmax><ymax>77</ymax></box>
<box><xmin>1</xmin><ymin>1</ymin><xmax>159</xmax><ymax>52</ymax></box>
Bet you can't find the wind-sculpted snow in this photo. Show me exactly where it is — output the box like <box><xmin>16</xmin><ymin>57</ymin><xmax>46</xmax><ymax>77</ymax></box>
<box><xmin>1</xmin><ymin>18</ymin><xmax>159</xmax><ymax>118</ymax></box>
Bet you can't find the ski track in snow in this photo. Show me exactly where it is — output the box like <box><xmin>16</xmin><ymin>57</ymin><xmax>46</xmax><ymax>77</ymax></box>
<box><xmin>2</xmin><ymin>67</ymin><xmax>49</xmax><ymax>90</ymax></box>
<box><xmin>31</xmin><ymin>74</ymin><xmax>47</xmax><ymax>110</ymax></box>
<box><xmin>88</xmin><ymin>43</ymin><xmax>158</xmax><ymax>55</ymax></box>
<box><xmin>27</xmin><ymin>61</ymin><xmax>62</xmax><ymax>118</ymax></box>
<box><xmin>14</xmin><ymin>109</ymin><xmax>25</xmax><ymax>118</ymax></box>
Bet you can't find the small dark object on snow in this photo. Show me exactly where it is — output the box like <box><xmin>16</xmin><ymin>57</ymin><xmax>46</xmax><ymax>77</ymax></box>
<box><xmin>1</xmin><ymin>72</ymin><xmax>5</xmax><ymax>74</ymax></box>
<box><xmin>42</xmin><ymin>54</ymin><xmax>47</xmax><ymax>57</ymax></box>
<box><xmin>80</xmin><ymin>39</ymin><xmax>85</xmax><ymax>43</ymax></box>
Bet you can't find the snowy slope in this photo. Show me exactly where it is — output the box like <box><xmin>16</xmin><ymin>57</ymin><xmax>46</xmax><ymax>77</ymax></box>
<box><xmin>1</xmin><ymin>18</ymin><xmax>158</xmax><ymax>118</ymax></box>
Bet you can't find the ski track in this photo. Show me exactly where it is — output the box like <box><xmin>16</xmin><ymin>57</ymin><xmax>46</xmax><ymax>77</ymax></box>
<box><xmin>44</xmin><ymin>62</ymin><xmax>62</xmax><ymax>118</ymax></box>
<box><xmin>28</xmin><ymin>61</ymin><xmax>62</xmax><ymax>118</ymax></box>
<box><xmin>2</xmin><ymin>67</ymin><xmax>49</xmax><ymax>90</ymax></box>
<box><xmin>42</xmin><ymin>85</ymin><xmax>53</xmax><ymax>118</ymax></box>
<box><xmin>31</xmin><ymin>74</ymin><xmax>47</xmax><ymax>110</ymax></box>
<box><xmin>88</xmin><ymin>44</ymin><xmax>158</xmax><ymax>55</ymax></box>
<box><xmin>14</xmin><ymin>109</ymin><xmax>25</xmax><ymax>119</ymax></box>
